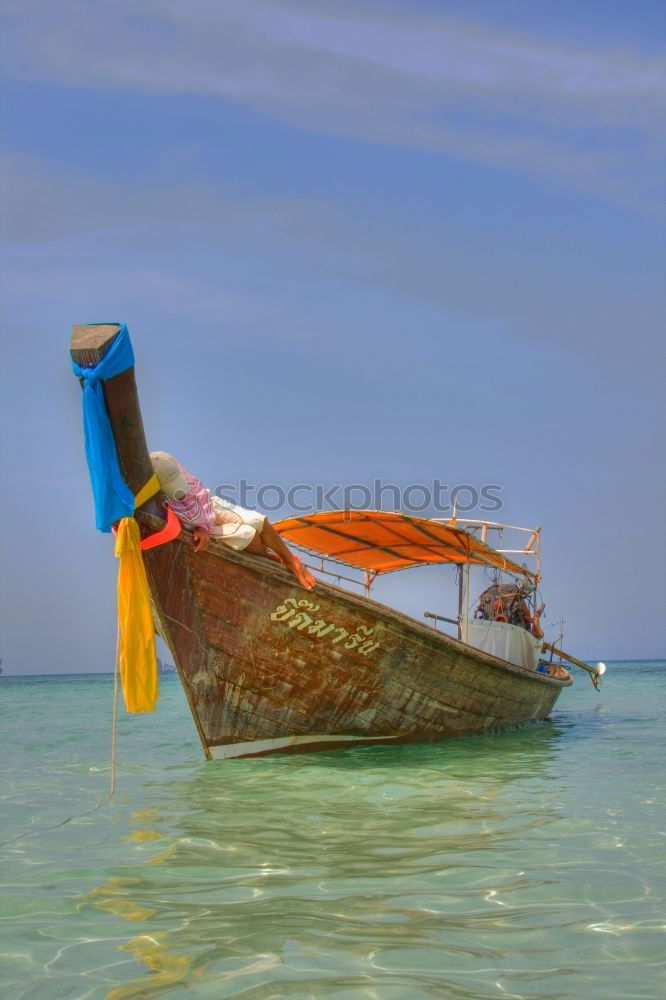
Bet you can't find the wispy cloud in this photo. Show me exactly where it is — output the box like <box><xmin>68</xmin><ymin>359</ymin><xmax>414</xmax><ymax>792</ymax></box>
<box><xmin>3</xmin><ymin>151</ymin><xmax>664</xmax><ymax>389</ymax></box>
<box><xmin>2</xmin><ymin>0</ymin><xmax>665</xmax><ymax>206</ymax></box>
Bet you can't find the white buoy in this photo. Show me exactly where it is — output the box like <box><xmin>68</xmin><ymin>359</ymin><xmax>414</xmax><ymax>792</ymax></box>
<box><xmin>594</xmin><ymin>661</ymin><xmax>606</xmax><ymax>675</ymax></box>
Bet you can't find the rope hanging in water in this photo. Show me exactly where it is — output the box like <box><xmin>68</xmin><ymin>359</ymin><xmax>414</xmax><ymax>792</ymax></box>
<box><xmin>110</xmin><ymin>627</ymin><xmax>120</xmax><ymax>801</ymax></box>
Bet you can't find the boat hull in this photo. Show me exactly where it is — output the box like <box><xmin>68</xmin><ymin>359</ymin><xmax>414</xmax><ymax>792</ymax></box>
<box><xmin>143</xmin><ymin>528</ymin><xmax>568</xmax><ymax>760</ymax></box>
<box><xmin>69</xmin><ymin>324</ymin><xmax>569</xmax><ymax>762</ymax></box>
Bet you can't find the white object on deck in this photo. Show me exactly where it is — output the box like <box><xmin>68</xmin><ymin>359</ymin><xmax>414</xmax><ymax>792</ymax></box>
<box><xmin>462</xmin><ymin>618</ymin><xmax>543</xmax><ymax>671</ymax></box>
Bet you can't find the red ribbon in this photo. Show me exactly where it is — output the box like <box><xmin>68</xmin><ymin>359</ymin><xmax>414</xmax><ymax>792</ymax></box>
<box><xmin>113</xmin><ymin>506</ymin><xmax>181</xmax><ymax>551</ymax></box>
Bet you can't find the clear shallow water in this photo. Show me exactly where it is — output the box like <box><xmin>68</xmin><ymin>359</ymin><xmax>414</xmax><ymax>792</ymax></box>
<box><xmin>1</xmin><ymin>663</ymin><xmax>664</xmax><ymax>1000</ymax></box>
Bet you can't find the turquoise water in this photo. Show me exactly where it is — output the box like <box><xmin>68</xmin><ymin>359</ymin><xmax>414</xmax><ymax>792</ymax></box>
<box><xmin>1</xmin><ymin>663</ymin><xmax>664</xmax><ymax>999</ymax></box>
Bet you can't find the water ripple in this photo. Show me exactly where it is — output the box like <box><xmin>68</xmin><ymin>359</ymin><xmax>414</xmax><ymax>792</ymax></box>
<box><xmin>1</xmin><ymin>666</ymin><xmax>665</xmax><ymax>998</ymax></box>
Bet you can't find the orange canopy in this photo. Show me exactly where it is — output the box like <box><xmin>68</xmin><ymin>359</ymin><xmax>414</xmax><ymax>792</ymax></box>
<box><xmin>275</xmin><ymin>510</ymin><xmax>536</xmax><ymax>581</ymax></box>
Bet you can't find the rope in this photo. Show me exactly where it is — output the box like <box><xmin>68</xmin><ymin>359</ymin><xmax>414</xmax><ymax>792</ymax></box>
<box><xmin>3</xmin><ymin>474</ymin><xmax>168</xmax><ymax>844</ymax></box>
<box><xmin>0</xmin><ymin>799</ymin><xmax>109</xmax><ymax>848</ymax></box>
<box><xmin>110</xmin><ymin>625</ymin><xmax>121</xmax><ymax>801</ymax></box>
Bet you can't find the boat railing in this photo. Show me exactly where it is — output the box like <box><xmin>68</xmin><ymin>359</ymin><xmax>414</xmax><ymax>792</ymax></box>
<box><xmin>297</xmin><ymin>552</ymin><xmax>377</xmax><ymax>594</ymax></box>
<box><xmin>431</xmin><ymin>517</ymin><xmax>541</xmax><ymax>578</ymax></box>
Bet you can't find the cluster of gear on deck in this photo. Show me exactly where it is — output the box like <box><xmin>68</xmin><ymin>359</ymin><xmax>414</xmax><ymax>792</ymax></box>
<box><xmin>475</xmin><ymin>582</ymin><xmax>540</xmax><ymax>634</ymax></box>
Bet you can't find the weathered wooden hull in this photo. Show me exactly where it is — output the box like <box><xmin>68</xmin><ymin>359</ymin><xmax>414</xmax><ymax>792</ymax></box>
<box><xmin>70</xmin><ymin>323</ymin><xmax>569</xmax><ymax>761</ymax></box>
<box><xmin>142</xmin><ymin>524</ymin><xmax>569</xmax><ymax>759</ymax></box>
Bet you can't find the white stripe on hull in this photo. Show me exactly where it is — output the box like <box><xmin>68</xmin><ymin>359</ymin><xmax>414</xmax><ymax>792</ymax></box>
<box><xmin>208</xmin><ymin>733</ymin><xmax>402</xmax><ymax>760</ymax></box>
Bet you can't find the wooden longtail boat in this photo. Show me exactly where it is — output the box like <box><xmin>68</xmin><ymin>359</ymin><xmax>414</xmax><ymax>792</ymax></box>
<box><xmin>71</xmin><ymin>324</ymin><xmax>594</xmax><ymax>760</ymax></box>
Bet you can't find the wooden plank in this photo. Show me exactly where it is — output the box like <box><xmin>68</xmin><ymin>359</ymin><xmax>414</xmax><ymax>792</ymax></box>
<box><xmin>71</xmin><ymin>324</ymin><xmax>122</xmax><ymax>364</ymax></box>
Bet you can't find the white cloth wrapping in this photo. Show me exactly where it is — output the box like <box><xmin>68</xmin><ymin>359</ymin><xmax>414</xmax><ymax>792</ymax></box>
<box><xmin>208</xmin><ymin>495</ymin><xmax>266</xmax><ymax>551</ymax></box>
<box><xmin>462</xmin><ymin>618</ymin><xmax>542</xmax><ymax>670</ymax></box>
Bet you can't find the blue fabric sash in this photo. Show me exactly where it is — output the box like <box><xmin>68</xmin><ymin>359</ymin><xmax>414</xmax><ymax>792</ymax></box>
<box><xmin>71</xmin><ymin>324</ymin><xmax>136</xmax><ymax>532</ymax></box>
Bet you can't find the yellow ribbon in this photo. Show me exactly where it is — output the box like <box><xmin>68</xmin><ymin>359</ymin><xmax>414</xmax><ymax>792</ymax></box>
<box><xmin>114</xmin><ymin>474</ymin><xmax>162</xmax><ymax>713</ymax></box>
<box><xmin>134</xmin><ymin>473</ymin><xmax>160</xmax><ymax>510</ymax></box>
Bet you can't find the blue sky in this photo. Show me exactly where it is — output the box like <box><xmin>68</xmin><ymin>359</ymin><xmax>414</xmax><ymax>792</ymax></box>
<box><xmin>1</xmin><ymin>0</ymin><xmax>664</xmax><ymax>673</ymax></box>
